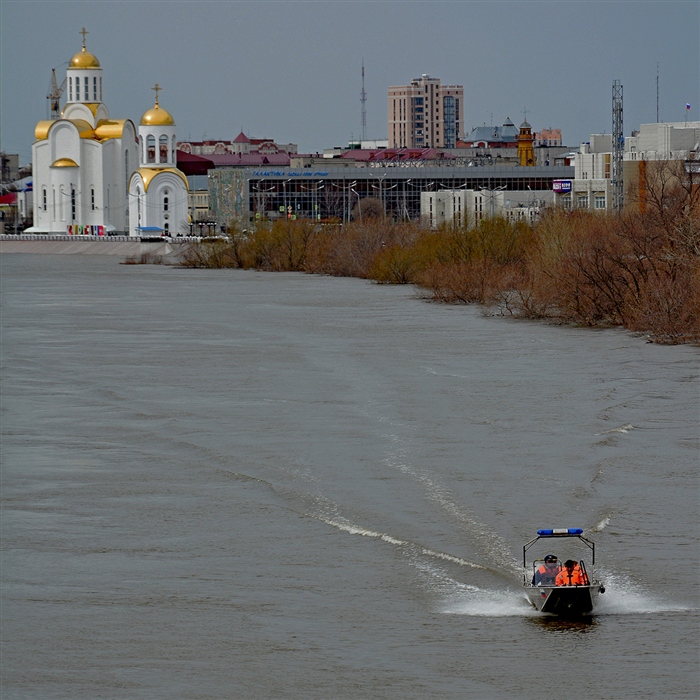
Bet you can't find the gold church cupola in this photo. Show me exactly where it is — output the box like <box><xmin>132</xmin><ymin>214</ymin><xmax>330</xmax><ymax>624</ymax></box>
<box><xmin>65</xmin><ymin>28</ymin><xmax>104</xmax><ymax>106</ymax></box>
<box><xmin>138</xmin><ymin>84</ymin><xmax>178</xmax><ymax>168</ymax></box>
<box><xmin>140</xmin><ymin>84</ymin><xmax>175</xmax><ymax>126</ymax></box>
<box><xmin>69</xmin><ymin>27</ymin><xmax>101</xmax><ymax>69</ymax></box>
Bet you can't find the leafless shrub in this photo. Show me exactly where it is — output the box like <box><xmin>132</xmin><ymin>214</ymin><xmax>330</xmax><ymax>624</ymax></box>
<box><xmin>122</xmin><ymin>251</ymin><xmax>165</xmax><ymax>265</ymax></box>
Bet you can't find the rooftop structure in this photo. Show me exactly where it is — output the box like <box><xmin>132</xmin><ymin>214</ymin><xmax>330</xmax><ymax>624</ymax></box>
<box><xmin>461</xmin><ymin>119</ymin><xmax>519</xmax><ymax>148</ymax></box>
<box><xmin>178</xmin><ymin>133</ymin><xmax>297</xmax><ymax>157</ymax></box>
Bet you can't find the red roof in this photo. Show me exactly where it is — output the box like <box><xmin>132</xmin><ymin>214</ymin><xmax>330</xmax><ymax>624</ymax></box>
<box><xmin>233</xmin><ymin>131</ymin><xmax>251</xmax><ymax>144</ymax></box>
<box><xmin>176</xmin><ymin>150</ymin><xmax>215</xmax><ymax>176</ymax></box>
<box><xmin>207</xmin><ymin>153</ymin><xmax>291</xmax><ymax>166</ymax></box>
<box><xmin>0</xmin><ymin>192</ymin><xmax>17</xmax><ymax>205</ymax></box>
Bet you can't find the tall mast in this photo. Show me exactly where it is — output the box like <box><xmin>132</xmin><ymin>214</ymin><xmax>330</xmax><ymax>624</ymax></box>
<box><xmin>360</xmin><ymin>59</ymin><xmax>367</xmax><ymax>143</ymax></box>
<box><xmin>612</xmin><ymin>79</ymin><xmax>624</xmax><ymax>213</ymax></box>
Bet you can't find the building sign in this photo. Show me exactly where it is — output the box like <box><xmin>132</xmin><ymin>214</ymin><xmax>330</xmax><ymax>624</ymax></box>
<box><xmin>251</xmin><ymin>171</ymin><xmax>329</xmax><ymax>177</ymax></box>
<box><xmin>552</xmin><ymin>180</ymin><xmax>572</xmax><ymax>193</ymax></box>
<box><xmin>67</xmin><ymin>225</ymin><xmax>105</xmax><ymax>235</ymax></box>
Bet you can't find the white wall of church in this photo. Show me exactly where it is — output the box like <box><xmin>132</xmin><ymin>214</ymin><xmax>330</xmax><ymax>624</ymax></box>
<box><xmin>128</xmin><ymin>171</ymin><xmax>188</xmax><ymax>236</ymax></box>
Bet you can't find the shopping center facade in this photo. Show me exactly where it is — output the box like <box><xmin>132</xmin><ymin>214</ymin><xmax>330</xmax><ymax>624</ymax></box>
<box><xmin>208</xmin><ymin>164</ymin><xmax>575</xmax><ymax>227</ymax></box>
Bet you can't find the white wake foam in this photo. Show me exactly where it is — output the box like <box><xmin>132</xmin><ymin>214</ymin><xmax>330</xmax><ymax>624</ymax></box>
<box><xmin>598</xmin><ymin>423</ymin><xmax>635</xmax><ymax>435</ymax></box>
<box><xmin>593</xmin><ymin>571</ymin><xmax>695</xmax><ymax>615</ymax></box>
<box><xmin>590</xmin><ymin>516</ymin><xmax>611</xmax><ymax>532</ymax></box>
<box><xmin>440</xmin><ymin>587</ymin><xmax>537</xmax><ymax>617</ymax></box>
<box><xmin>315</xmin><ymin>516</ymin><xmax>486</xmax><ymax>569</ymax></box>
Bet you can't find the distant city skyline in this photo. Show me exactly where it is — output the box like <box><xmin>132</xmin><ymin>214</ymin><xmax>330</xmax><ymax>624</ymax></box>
<box><xmin>1</xmin><ymin>0</ymin><xmax>698</xmax><ymax>163</ymax></box>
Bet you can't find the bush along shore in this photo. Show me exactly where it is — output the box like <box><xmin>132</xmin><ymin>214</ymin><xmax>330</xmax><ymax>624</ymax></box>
<box><xmin>180</xmin><ymin>175</ymin><xmax>699</xmax><ymax>345</ymax></box>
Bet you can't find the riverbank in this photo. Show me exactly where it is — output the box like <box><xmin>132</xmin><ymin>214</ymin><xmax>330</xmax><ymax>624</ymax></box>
<box><xmin>0</xmin><ymin>234</ymin><xmax>192</xmax><ymax>261</ymax></box>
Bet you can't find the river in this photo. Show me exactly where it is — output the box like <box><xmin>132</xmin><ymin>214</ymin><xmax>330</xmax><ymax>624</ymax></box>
<box><xmin>1</xmin><ymin>254</ymin><xmax>697</xmax><ymax>699</ymax></box>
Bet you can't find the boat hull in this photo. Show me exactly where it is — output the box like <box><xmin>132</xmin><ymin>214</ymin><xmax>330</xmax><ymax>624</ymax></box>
<box><xmin>524</xmin><ymin>584</ymin><xmax>601</xmax><ymax>615</ymax></box>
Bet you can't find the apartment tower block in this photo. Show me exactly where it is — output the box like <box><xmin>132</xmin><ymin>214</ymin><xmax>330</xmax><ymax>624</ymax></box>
<box><xmin>388</xmin><ymin>75</ymin><xmax>463</xmax><ymax>149</ymax></box>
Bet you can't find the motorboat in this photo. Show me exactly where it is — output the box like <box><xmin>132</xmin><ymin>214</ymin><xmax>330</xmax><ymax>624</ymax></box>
<box><xmin>523</xmin><ymin>528</ymin><xmax>605</xmax><ymax>615</ymax></box>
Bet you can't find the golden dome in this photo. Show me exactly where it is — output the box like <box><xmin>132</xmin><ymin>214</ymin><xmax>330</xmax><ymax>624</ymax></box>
<box><xmin>70</xmin><ymin>46</ymin><xmax>101</xmax><ymax>69</ymax></box>
<box><xmin>140</xmin><ymin>104</ymin><xmax>175</xmax><ymax>126</ymax></box>
<box><xmin>52</xmin><ymin>157</ymin><xmax>79</xmax><ymax>168</ymax></box>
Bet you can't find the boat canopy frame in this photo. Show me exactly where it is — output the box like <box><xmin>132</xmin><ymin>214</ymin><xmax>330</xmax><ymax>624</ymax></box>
<box><xmin>523</xmin><ymin>528</ymin><xmax>595</xmax><ymax>568</ymax></box>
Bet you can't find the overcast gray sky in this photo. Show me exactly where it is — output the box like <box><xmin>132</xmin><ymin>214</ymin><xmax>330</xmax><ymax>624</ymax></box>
<box><xmin>2</xmin><ymin>0</ymin><xmax>698</xmax><ymax>163</ymax></box>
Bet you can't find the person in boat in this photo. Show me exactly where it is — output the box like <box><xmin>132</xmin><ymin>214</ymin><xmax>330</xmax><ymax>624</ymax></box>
<box><xmin>555</xmin><ymin>559</ymin><xmax>588</xmax><ymax>586</ymax></box>
<box><xmin>533</xmin><ymin>554</ymin><xmax>560</xmax><ymax>585</ymax></box>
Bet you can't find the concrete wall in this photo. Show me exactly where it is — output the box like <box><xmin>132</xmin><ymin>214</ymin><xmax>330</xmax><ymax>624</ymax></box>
<box><xmin>0</xmin><ymin>235</ymin><xmax>192</xmax><ymax>260</ymax></box>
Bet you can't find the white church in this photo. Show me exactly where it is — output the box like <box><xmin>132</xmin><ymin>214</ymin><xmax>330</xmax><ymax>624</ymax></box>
<box><xmin>28</xmin><ymin>29</ymin><xmax>189</xmax><ymax>237</ymax></box>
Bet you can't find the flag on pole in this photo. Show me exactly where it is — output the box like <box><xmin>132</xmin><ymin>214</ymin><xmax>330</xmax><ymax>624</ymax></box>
<box><xmin>687</xmin><ymin>103</ymin><xmax>692</xmax><ymax>110</ymax></box>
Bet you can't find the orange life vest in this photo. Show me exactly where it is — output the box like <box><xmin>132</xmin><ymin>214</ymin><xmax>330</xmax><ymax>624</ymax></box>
<box><xmin>534</xmin><ymin>564</ymin><xmax>560</xmax><ymax>585</ymax></box>
<box><xmin>555</xmin><ymin>564</ymin><xmax>586</xmax><ymax>586</ymax></box>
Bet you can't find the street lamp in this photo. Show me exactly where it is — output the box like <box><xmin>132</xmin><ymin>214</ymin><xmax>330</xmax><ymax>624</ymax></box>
<box><xmin>479</xmin><ymin>183</ymin><xmax>506</xmax><ymax>219</ymax></box>
<box><xmin>300</xmin><ymin>180</ymin><xmax>324</xmax><ymax>220</ymax></box>
<box><xmin>251</xmin><ymin>181</ymin><xmax>275</xmax><ymax>221</ymax></box>
<box><xmin>350</xmin><ymin>187</ymin><xmax>361</xmax><ymax>221</ymax></box>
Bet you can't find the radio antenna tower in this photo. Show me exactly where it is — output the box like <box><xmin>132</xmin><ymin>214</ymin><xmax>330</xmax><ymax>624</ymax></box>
<box><xmin>612</xmin><ymin>79</ymin><xmax>624</xmax><ymax>212</ymax></box>
<box><xmin>360</xmin><ymin>59</ymin><xmax>367</xmax><ymax>143</ymax></box>
<box><xmin>656</xmin><ymin>63</ymin><xmax>659</xmax><ymax>123</ymax></box>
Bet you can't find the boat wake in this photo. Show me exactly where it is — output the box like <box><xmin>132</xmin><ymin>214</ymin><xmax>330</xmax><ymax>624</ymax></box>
<box><xmin>313</xmin><ymin>514</ymin><xmax>486</xmax><ymax>569</ymax></box>
<box><xmin>589</xmin><ymin>515</ymin><xmax>611</xmax><ymax>532</ymax></box>
<box><xmin>437</xmin><ymin>568</ymin><xmax>697</xmax><ymax>618</ymax></box>
<box><xmin>592</xmin><ymin>571</ymin><xmax>695</xmax><ymax>616</ymax></box>
<box><xmin>302</xmin><ymin>495</ymin><xmax>694</xmax><ymax>619</ymax></box>
<box><xmin>441</xmin><ymin>589</ymin><xmax>538</xmax><ymax>617</ymax></box>
<box><xmin>598</xmin><ymin>423</ymin><xmax>635</xmax><ymax>435</ymax></box>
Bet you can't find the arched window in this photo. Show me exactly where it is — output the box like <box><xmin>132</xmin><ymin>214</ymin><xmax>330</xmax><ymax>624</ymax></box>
<box><xmin>71</xmin><ymin>188</ymin><xmax>76</xmax><ymax>221</ymax></box>
<box><xmin>172</xmin><ymin>135</ymin><xmax>177</xmax><ymax>162</ymax></box>
<box><xmin>84</xmin><ymin>76</ymin><xmax>89</xmax><ymax>101</ymax></box>
<box><xmin>164</xmin><ymin>222</ymin><xmax>169</xmax><ymax>233</ymax></box>
<box><xmin>159</xmin><ymin>134</ymin><xmax>168</xmax><ymax>163</ymax></box>
<box><xmin>43</xmin><ymin>188</ymin><xmax>47</xmax><ymax>211</ymax></box>
<box><xmin>163</xmin><ymin>189</ymin><xmax>169</xmax><ymax>212</ymax></box>
<box><xmin>68</xmin><ymin>77</ymin><xmax>72</xmax><ymax>101</ymax></box>
<box><xmin>91</xmin><ymin>188</ymin><xmax>95</xmax><ymax>211</ymax></box>
<box><xmin>147</xmin><ymin>135</ymin><xmax>155</xmax><ymax>163</ymax></box>
<box><xmin>93</xmin><ymin>77</ymin><xmax>97</xmax><ymax>101</ymax></box>
<box><xmin>99</xmin><ymin>77</ymin><xmax>102</xmax><ymax>101</ymax></box>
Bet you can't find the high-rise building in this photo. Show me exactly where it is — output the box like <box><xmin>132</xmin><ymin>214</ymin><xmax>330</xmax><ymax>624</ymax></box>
<box><xmin>388</xmin><ymin>75</ymin><xmax>463</xmax><ymax>149</ymax></box>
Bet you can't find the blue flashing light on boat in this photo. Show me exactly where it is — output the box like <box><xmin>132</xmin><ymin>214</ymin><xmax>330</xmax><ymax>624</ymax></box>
<box><xmin>537</xmin><ymin>528</ymin><xmax>584</xmax><ymax>537</ymax></box>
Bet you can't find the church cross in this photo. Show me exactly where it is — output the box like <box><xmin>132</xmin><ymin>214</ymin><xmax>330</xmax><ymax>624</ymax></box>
<box><xmin>152</xmin><ymin>83</ymin><xmax>162</xmax><ymax>106</ymax></box>
<box><xmin>80</xmin><ymin>27</ymin><xmax>88</xmax><ymax>49</ymax></box>
<box><xmin>522</xmin><ymin>107</ymin><xmax>528</xmax><ymax>122</ymax></box>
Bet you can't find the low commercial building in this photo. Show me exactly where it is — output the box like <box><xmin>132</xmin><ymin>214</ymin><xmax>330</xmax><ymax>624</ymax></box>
<box><xmin>554</xmin><ymin>134</ymin><xmax>613</xmax><ymax>211</ymax></box>
<box><xmin>208</xmin><ymin>164</ymin><xmax>573</xmax><ymax>226</ymax></box>
<box><xmin>554</xmin><ymin>122</ymin><xmax>700</xmax><ymax>212</ymax></box>
<box><xmin>421</xmin><ymin>188</ymin><xmax>550</xmax><ymax>228</ymax></box>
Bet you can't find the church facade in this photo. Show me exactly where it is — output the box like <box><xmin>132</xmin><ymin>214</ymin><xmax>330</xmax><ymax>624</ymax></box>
<box><xmin>128</xmin><ymin>86</ymin><xmax>189</xmax><ymax>237</ymax></box>
<box><xmin>29</xmin><ymin>31</ymin><xmax>188</xmax><ymax>237</ymax></box>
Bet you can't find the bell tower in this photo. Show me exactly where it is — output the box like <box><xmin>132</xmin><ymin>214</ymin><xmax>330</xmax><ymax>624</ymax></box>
<box><xmin>138</xmin><ymin>84</ymin><xmax>177</xmax><ymax>168</ymax></box>
<box><xmin>517</xmin><ymin>117</ymin><xmax>536</xmax><ymax>167</ymax></box>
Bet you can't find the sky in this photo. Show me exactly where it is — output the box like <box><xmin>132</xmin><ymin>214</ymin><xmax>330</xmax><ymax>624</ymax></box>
<box><xmin>1</xmin><ymin>0</ymin><xmax>698</xmax><ymax>164</ymax></box>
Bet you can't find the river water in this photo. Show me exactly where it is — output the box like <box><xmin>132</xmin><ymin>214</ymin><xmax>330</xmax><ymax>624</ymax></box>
<box><xmin>1</xmin><ymin>254</ymin><xmax>698</xmax><ymax>699</ymax></box>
